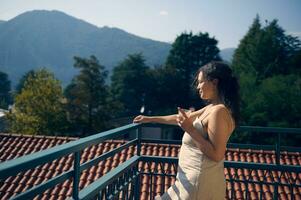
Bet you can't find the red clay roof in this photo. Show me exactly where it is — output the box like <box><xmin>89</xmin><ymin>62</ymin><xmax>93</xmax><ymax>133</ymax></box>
<box><xmin>0</xmin><ymin>133</ymin><xmax>300</xmax><ymax>200</ymax></box>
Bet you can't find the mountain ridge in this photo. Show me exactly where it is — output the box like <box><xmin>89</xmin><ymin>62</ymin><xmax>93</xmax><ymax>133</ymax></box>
<box><xmin>0</xmin><ymin>10</ymin><xmax>172</xmax><ymax>86</ymax></box>
<box><xmin>219</xmin><ymin>48</ymin><xmax>235</xmax><ymax>62</ymax></box>
<box><xmin>0</xmin><ymin>10</ymin><xmax>234</xmax><ymax>87</ymax></box>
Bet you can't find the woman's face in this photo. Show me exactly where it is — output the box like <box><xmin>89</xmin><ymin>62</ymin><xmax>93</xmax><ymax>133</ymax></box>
<box><xmin>197</xmin><ymin>71</ymin><xmax>217</xmax><ymax>100</ymax></box>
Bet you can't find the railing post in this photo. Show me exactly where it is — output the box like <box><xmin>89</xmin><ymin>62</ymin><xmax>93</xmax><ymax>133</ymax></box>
<box><xmin>276</xmin><ymin>132</ymin><xmax>281</xmax><ymax>165</ymax></box>
<box><xmin>72</xmin><ymin>151</ymin><xmax>81</xmax><ymax>200</ymax></box>
<box><xmin>135</xmin><ymin>126</ymin><xmax>141</xmax><ymax>200</ymax></box>
<box><xmin>273</xmin><ymin>182</ymin><xmax>279</xmax><ymax>200</ymax></box>
<box><xmin>136</xmin><ymin>126</ymin><xmax>141</xmax><ymax>156</ymax></box>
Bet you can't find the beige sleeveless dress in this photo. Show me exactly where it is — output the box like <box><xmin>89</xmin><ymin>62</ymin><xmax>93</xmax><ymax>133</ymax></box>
<box><xmin>155</xmin><ymin>117</ymin><xmax>226</xmax><ymax>200</ymax></box>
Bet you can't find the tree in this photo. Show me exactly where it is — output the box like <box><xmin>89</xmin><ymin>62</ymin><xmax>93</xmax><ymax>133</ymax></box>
<box><xmin>231</xmin><ymin>15</ymin><xmax>301</xmax><ymax>128</ymax></box>
<box><xmin>232</xmin><ymin>16</ymin><xmax>301</xmax><ymax>81</ymax></box>
<box><xmin>288</xmin><ymin>49</ymin><xmax>301</xmax><ymax>74</ymax></box>
<box><xmin>65</xmin><ymin>55</ymin><xmax>109</xmax><ymax>135</ymax></box>
<box><xmin>110</xmin><ymin>53</ymin><xmax>151</xmax><ymax>117</ymax></box>
<box><xmin>0</xmin><ymin>71</ymin><xmax>11</xmax><ymax>109</ymax></box>
<box><xmin>146</xmin><ymin>65</ymin><xmax>187</xmax><ymax>114</ymax></box>
<box><xmin>166</xmin><ymin>32</ymin><xmax>221</xmax><ymax>73</ymax></box>
<box><xmin>230</xmin><ymin>74</ymin><xmax>301</xmax><ymax>146</ymax></box>
<box><xmin>7</xmin><ymin>68</ymin><xmax>67</xmax><ymax>135</ymax></box>
<box><xmin>252</xmin><ymin>74</ymin><xmax>301</xmax><ymax>128</ymax></box>
<box><xmin>164</xmin><ymin>32</ymin><xmax>221</xmax><ymax>108</ymax></box>
<box><xmin>232</xmin><ymin>15</ymin><xmax>262</xmax><ymax>77</ymax></box>
<box><xmin>15</xmin><ymin>70</ymin><xmax>35</xmax><ymax>95</ymax></box>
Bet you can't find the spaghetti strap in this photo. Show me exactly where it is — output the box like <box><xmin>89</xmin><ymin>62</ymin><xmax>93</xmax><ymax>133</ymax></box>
<box><xmin>196</xmin><ymin>109</ymin><xmax>211</xmax><ymax>122</ymax></box>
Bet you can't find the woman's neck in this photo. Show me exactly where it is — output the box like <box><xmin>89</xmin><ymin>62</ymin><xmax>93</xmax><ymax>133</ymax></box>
<box><xmin>210</xmin><ymin>97</ymin><xmax>223</xmax><ymax>105</ymax></box>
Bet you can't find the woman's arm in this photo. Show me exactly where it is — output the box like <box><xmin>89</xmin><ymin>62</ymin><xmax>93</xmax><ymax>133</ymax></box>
<box><xmin>133</xmin><ymin>114</ymin><xmax>178</xmax><ymax>125</ymax></box>
<box><xmin>133</xmin><ymin>104</ymin><xmax>206</xmax><ymax>125</ymax></box>
<box><xmin>178</xmin><ymin>106</ymin><xmax>233</xmax><ymax>162</ymax></box>
<box><xmin>133</xmin><ymin>106</ymin><xmax>207</xmax><ymax>125</ymax></box>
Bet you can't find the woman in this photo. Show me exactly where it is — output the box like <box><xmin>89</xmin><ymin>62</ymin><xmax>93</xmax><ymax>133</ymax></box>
<box><xmin>133</xmin><ymin>61</ymin><xmax>240</xmax><ymax>200</ymax></box>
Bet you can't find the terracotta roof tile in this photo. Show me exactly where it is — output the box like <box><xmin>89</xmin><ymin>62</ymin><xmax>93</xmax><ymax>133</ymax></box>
<box><xmin>0</xmin><ymin>133</ymin><xmax>300</xmax><ymax>199</ymax></box>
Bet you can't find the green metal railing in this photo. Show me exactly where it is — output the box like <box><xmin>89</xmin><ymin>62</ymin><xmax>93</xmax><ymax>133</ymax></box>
<box><xmin>0</xmin><ymin>124</ymin><xmax>301</xmax><ymax>200</ymax></box>
<box><xmin>0</xmin><ymin>123</ymin><xmax>141</xmax><ymax>200</ymax></box>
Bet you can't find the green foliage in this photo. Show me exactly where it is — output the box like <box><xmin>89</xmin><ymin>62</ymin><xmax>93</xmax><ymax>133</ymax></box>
<box><xmin>232</xmin><ymin>16</ymin><xmax>301</xmax><ymax>81</ymax></box>
<box><xmin>15</xmin><ymin>70</ymin><xmax>35</xmax><ymax>95</ymax></box>
<box><xmin>110</xmin><ymin>53</ymin><xmax>151</xmax><ymax>117</ymax></box>
<box><xmin>163</xmin><ymin>32</ymin><xmax>221</xmax><ymax>109</ymax></box>
<box><xmin>250</xmin><ymin>75</ymin><xmax>301</xmax><ymax>127</ymax></box>
<box><xmin>236</xmin><ymin>72</ymin><xmax>257</xmax><ymax>125</ymax></box>
<box><xmin>145</xmin><ymin>66</ymin><xmax>179</xmax><ymax>114</ymax></box>
<box><xmin>289</xmin><ymin>49</ymin><xmax>301</xmax><ymax>74</ymax></box>
<box><xmin>65</xmin><ymin>55</ymin><xmax>109</xmax><ymax>135</ymax></box>
<box><xmin>230</xmin><ymin>74</ymin><xmax>301</xmax><ymax>145</ymax></box>
<box><xmin>166</xmin><ymin>32</ymin><xmax>221</xmax><ymax>72</ymax></box>
<box><xmin>7</xmin><ymin>68</ymin><xmax>67</xmax><ymax>135</ymax></box>
<box><xmin>232</xmin><ymin>16</ymin><xmax>261</xmax><ymax>77</ymax></box>
<box><xmin>231</xmin><ymin>15</ymin><xmax>301</xmax><ymax>144</ymax></box>
<box><xmin>0</xmin><ymin>71</ymin><xmax>11</xmax><ymax>109</ymax></box>
<box><xmin>146</xmin><ymin>66</ymin><xmax>194</xmax><ymax>114</ymax></box>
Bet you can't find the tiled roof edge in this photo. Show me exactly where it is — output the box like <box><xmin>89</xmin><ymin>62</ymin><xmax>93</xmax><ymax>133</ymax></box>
<box><xmin>0</xmin><ymin>132</ymin><xmax>78</xmax><ymax>141</ymax></box>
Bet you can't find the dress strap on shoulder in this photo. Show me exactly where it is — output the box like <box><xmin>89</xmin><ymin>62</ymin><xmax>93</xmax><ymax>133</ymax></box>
<box><xmin>197</xmin><ymin>110</ymin><xmax>211</xmax><ymax>122</ymax></box>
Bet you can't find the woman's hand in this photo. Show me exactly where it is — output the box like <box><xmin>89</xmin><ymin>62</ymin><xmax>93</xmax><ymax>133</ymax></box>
<box><xmin>133</xmin><ymin>115</ymin><xmax>151</xmax><ymax>123</ymax></box>
<box><xmin>177</xmin><ymin>107</ymin><xmax>194</xmax><ymax>133</ymax></box>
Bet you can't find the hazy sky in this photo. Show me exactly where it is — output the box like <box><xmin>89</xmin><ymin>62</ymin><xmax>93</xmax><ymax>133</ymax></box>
<box><xmin>0</xmin><ymin>0</ymin><xmax>300</xmax><ymax>49</ymax></box>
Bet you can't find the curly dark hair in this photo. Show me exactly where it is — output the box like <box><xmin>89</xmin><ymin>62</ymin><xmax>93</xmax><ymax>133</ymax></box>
<box><xmin>196</xmin><ymin>61</ymin><xmax>240</xmax><ymax>125</ymax></box>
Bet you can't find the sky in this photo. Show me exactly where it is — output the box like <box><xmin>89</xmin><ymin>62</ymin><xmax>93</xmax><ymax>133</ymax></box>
<box><xmin>0</xmin><ymin>0</ymin><xmax>300</xmax><ymax>49</ymax></box>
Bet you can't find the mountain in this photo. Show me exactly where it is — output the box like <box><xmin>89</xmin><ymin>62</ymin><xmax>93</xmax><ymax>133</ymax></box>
<box><xmin>0</xmin><ymin>20</ymin><xmax>5</xmax><ymax>29</ymax></box>
<box><xmin>220</xmin><ymin>48</ymin><xmax>235</xmax><ymax>62</ymax></box>
<box><xmin>0</xmin><ymin>10</ymin><xmax>171</xmax><ymax>87</ymax></box>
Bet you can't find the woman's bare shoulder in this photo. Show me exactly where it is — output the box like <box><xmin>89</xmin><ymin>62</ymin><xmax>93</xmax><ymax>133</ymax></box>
<box><xmin>209</xmin><ymin>104</ymin><xmax>231</xmax><ymax>112</ymax></box>
<box><xmin>209</xmin><ymin>104</ymin><xmax>234</xmax><ymax>130</ymax></box>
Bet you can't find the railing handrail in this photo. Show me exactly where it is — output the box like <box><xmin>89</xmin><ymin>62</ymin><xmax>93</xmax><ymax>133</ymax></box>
<box><xmin>236</xmin><ymin>126</ymin><xmax>301</xmax><ymax>134</ymax></box>
<box><xmin>0</xmin><ymin>123</ymin><xmax>141</xmax><ymax>179</ymax></box>
<box><xmin>224</xmin><ymin>160</ymin><xmax>301</xmax><ymax>172</ymax></box>
<box><xmin>140</xmin><ymin>155</ymin><xmax>301</xmax><ymax>173</ymax></box>
<box><xmin>143</xmin><ymin>123</ymin><xmax>301</xmax><ymax>134</ymax></box>
<box><xmin>141</xmin><ymin>139</ymin><xmax>301</xmax><ymax>152</ymax></box>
